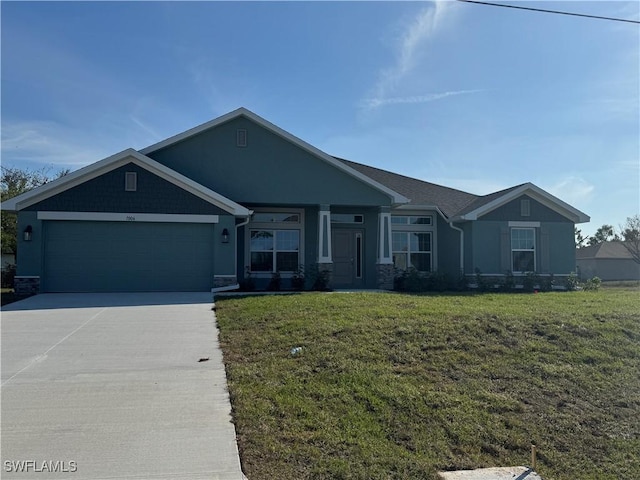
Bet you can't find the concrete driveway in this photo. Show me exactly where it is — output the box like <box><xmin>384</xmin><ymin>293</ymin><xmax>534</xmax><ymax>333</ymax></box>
<box><xmin>1</xmin><ymin>293</ymin><xmax>246</xmax><ymax>480</ymax></box>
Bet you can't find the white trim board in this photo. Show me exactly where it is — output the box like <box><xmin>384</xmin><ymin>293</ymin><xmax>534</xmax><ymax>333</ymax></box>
<box><xmin>37</xmin><ymin>211</ymin><xmax>220</xmax><ymax>224</ymax></box>
<box><xmin>509</xmin><ymin>221</ymin><xmax>540</xmax><ymax>228</ymax></box>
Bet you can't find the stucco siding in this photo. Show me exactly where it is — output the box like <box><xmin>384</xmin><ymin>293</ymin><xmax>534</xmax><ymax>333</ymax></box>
<box><xmin>480</xmin><ymin>194</ymin><xmax>571</xmax><ymax>223</ymax></box>
<box><xmin>148</xmin><ymin>117</ymin><xmax>393</xmax><ymax>207</ymax></box>
<box><xmin>25</xmin><ymin>163</ymin><xmax>228</xmax><ymax>215</ymax></box>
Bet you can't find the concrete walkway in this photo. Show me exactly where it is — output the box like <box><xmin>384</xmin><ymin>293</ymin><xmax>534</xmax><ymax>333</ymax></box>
<box><xmin>1</xmin><ymin>293</ymin><xmax>246</xmax><ymax>480</ymax></box>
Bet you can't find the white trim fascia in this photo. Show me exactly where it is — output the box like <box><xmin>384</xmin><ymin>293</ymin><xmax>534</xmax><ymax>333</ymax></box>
<box><xmin>458</xmin><ymin>183</ymin><xmax>590</xmax><ymax>223</ymax></box>
<box><xmin>37</xmin><ymin>211</ymin><xmax>220</xmax><ymax>223</ymax></box>
<box><xmin>140</xmin><ymin>108</ymin><xmax>410</xmax><ymax>206</ymax></box>
<box><xmin>3</xmin><ymin>148</ymin><xmax>250</xmax><ymax>217</ymax></box>
<box><xmin>508</xmin><ymin>221</ymin><xmax>541</xmax><ymax>228</ymax></box>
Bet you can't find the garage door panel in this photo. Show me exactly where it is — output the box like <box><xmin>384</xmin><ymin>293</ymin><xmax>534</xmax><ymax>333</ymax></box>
<box><xmin>43</xmin><ymin>221</ymin><xmax>215</xmax><ymax>292</ymax></box>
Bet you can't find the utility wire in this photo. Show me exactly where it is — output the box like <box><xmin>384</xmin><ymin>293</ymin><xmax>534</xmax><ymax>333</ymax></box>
<box><xmin>457</xmin><ymin>0</ymin><xmax>640</xmax><ymax>24</ymax></box>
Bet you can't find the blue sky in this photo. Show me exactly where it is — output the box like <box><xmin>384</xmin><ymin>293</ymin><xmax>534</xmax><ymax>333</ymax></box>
<box><xmin>2</xmin><ymin>1</ymin><xmax>638</xmax><ymax>236</ymax></box>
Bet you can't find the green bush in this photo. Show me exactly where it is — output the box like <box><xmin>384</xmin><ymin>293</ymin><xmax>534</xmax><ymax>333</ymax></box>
<box><xmin>1</xmin><ymin>264</ymin><xmax>16</xmax><ymax>289</ymax></box>
<box><xmin>565</xmin><ymin>272</ymin><xmax>579</xmax><ymax>291</ymax></box>
<box><xmin>582</xmin><ymin>276</ymin><xmax>602</xmax><ymax>291</ymax></box>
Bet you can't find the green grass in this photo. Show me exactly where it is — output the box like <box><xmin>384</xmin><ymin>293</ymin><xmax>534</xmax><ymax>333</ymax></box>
<box><xmin>216</xmin><ymin>287</ymin><xmax>640</xmax><ymax>480</ymax></box>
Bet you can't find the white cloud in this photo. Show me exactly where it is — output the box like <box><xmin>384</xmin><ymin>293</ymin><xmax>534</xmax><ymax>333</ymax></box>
<box><xmin>362</xmin><ymin>89</ymin><xmax>484</xmax><ymax>109</ymax></box>
<box><xmin>1</xmin><ymin>121</ymin><xmax>117</xmax><ymax>169</ymax></box>
<box><xmin>363</xmin><ymin>1</ymin><xmax>461</xmax><ymax>110</ymax></box>
<box><xmin>546</xmin><ymin>176</ymin><xmax>595</xmax><ymax>206</ymax></box>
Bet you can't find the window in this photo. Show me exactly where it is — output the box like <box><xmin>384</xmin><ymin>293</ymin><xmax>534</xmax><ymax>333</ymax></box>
<box><xmin>521</xmin><ymin>199</ymin><xmax>531</xmax><ymax>217</ymax></box>
<box><xmin>331</xmin><ymin>214</ymin><xmax>364</xmax><ymax>224</ymax></box>
<box><xmin>250</xmin><ymin>230</ymin><xmax>300</xmax><ymax>272</ymax></box>
<box><xmin>392</xmin><ymin>232</ymin><xmax>432</xmax><ymax>272</ymax></box>
<box><xmin>511</xmin><ymin>228</ymin><xmax>535</xmax><ymax>272</ymax></box>
<box><xmin>252</xmin><ymin>212</ymin><xmax>299</xmax><ymax>223</ymax></box>
<box><xmin>125</xmin><ymin>172</ymin><xmax>137</xmax><ymax>191</ymax></box>
<box><xmin>236</xmin><ymin>129</ymin><xmax>247</xmax><ymax>147</ymax></box>
<box><xmin>391</xmin><ymin>215</ymin><xmax>432</xmax><ymax>225</ymax></box>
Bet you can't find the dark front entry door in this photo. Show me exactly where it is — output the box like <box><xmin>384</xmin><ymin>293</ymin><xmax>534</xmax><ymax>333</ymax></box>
<box><xmin>332</xmin><ymin>229</ymin><xmax>363</xmax><ymax>288</ymax></box>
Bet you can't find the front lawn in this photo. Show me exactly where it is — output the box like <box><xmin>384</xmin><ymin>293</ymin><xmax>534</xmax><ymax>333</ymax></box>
<box><xmin>216</xmin><ymin>288</ymin><xmax>640</xmax><ymax>480</ymax></box>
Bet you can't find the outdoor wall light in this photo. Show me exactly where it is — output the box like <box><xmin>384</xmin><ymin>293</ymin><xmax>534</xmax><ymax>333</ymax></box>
<box><xmin>221</xmin><ymin>228</ymin><xmax>230</xmax><ymax>244</ymax></box>
<box><xmin>23</xmin><ymin>225</ymin><xmax>33</xmax><ymax>242</ymax></box>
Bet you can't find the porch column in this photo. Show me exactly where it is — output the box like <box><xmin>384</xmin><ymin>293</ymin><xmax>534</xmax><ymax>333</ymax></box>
<box><xmin>317</xmin><ymin>205</ymin><xmax>333</xmax><ymax>288</ymax></box>
<box><xmin>318</xmin><ymin>205</ymin><xmax>332</xmax><ymax>263</ymax></box>
<box><xmin>377</xmin><ymin>207</ymin><xmax>394</xmax><ymax>289</ymax></box>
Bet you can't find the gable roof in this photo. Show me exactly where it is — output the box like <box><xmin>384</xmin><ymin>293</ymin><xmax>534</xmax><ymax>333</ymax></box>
<box><xmin>1</xmin><ymin>148</ymin><xmax>251</xmax><ymax>216</ymax></box>
<box><xmin>141</xmin><ymin>107</ymin><xmax>409</xmax><ymax>206</ymax></box>
<box><xmin>453</xmin><ymin>182</ymin><xmax>590</xmax><ymax>223</ymax></box>
<box><xmin>576</xmin><ymin>241</ymin><xmax>636</xmax><ymax>260</ymax></box>
<box><xmin>336</xmin><ymin>158</ymin><xmax>478</xmax><ymax>218</ymax></box>
<box><xmin>336</xmin><ymin>159</ymin><xmax>589</xmax><ymax>223</ymax></box>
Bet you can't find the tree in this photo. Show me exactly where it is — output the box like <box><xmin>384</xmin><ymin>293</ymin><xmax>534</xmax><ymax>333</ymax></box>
<box><xmin>619</xmin><ymin>214</ymin><xmax>640</xmax><ymax>264</ymax></box>
<box><xmin>575</xmin><ymin>226</ymin><xmax>587</xmax><ymax>248</ymax></box>
<box><xmin>1</xmin><ymin>166</ymin><xmax>70</xmax><ymax>255</ymax></box>
<box><xmin>587</xmin><ymin>224</ymin><xmax>620</xmax><ymax>246</ymax></box>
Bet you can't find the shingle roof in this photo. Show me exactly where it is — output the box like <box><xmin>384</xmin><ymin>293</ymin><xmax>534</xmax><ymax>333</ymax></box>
<box><xmin>576</xmin><ymin>241</ymin><xmax>636</xmax><ymax>260</ymax></box>
<box><xmin>334</xmin><ymin>158</ymin><xmax>479</xmax><ymax>218</ymax></box>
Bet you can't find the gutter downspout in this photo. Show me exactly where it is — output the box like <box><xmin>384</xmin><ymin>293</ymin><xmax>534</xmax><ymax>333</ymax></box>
<box><xmin>211</xmin><ymin>211</ymin><xmax>253</xmax><ymax>294</ymax></box>
<box><xmin>448</xmin><ymin>220</ymin><xmax>464</xmax><ymax>277</ymax></box>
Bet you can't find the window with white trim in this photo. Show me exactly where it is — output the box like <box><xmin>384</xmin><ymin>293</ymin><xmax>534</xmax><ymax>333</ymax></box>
<box><xmin>331</xmin><ymin>214</ymin><xmax>364</xmax><ymax>224</ymax></box>
<box><xmin>249</xmin><ymin>210</ymin><xmax>302</xmax><ymax>273</ymax></box>
<box><xmin>392</xmin><ymin>232</ymin><xmax>432</xmax><ymax>272</ymax></box>
<box><xmin>391</xmin><ymin>215</ymin><xmax>432</xmax><ymax>225</ymax></box>
<box><xmin>511</xmin><ymin>228</ymin><xmax>535</xmax><ymax>272</ymax></box>
<box><xmin>250</xmin><ymin>230</ymin><xmax>300</xmax><ymax>272</ymax></box>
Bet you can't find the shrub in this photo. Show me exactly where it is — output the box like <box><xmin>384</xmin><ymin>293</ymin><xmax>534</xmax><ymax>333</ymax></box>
<box><xmin>582</xmin><ymin>276</ymin><xmax>602</xmax><ymax>291</ymax></box>
<box><xmin>267</xmin><ymin>271</ymin><xmax>281</xmax><ymax>291</ymax></box>
<box><xmin>309</xmin><ymin>264</ymin><xmax>331</xmax><ymax>291</ymax></box>
<box><xmin>1</xmin><ymin>264</ymin><xmax>16</xmax><ymax>289</ymax></box>
<box><xmin>239</xmin><ymin>267</ymin><xmax>256</xmax><ymax>291</ymax></box>
<box><xmin>565</xmin><ymin>272</ymin><xmax>579</xmax><ymax>291</ymax></box>
<box><xmin>291</xmin><ymin>265</ymin><xmax>305</xmax><ymax>291</ymax></box>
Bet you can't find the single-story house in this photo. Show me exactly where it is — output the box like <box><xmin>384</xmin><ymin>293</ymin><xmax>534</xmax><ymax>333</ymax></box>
<box><xmin>2</xmin><ymin>107</ymin><xmax>589</xmax><ymax>293</ymax></box>
<box><xmin>576</xmin><ymin>242</ymin><xmax>640</xmax><ymax>281</ymax></box>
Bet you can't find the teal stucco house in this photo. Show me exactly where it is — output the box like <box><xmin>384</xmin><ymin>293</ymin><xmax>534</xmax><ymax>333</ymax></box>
<box><xmin>3</xmin><ymin>108</ymin><xmax>589</xmax><ymax>293</ymax></box>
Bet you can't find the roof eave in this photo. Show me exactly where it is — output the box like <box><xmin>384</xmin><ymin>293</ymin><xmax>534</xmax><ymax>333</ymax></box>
<box><xmin>2</xmin><ymin>148</ymin><xmax>250</xmax><ymax>217</ymax></box>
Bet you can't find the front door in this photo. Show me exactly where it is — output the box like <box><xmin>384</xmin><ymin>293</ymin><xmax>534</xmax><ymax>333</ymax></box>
<box><xmin>331</xmin><ymin>229</ymin><xmax>363</xmax><ymax>289</ymax></box>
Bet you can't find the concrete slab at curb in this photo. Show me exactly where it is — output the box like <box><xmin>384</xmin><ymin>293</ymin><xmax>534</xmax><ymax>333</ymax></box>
<box><xmin>438</xmin><ymin>466</ymin><xmax>542</xmax><ymax>479</ymax></box>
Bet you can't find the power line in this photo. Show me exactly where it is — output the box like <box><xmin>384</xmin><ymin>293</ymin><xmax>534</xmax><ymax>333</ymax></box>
<box><xmin>457</xmin><ymin>0</ymin><xmax>640</xmax><ymax>24</ymax></box>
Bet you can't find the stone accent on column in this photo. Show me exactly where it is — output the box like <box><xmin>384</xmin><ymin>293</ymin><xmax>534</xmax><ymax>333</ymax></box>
<box><xmin>376</xmin><ymin>264</ymin><xmax>395</xmax><ymax>290</ymax></box>
<box><xmin>213</xmin><ymin>275</ymin><xmax>238</xmax><ymax>289</ymax></box>
<box><xmin>14</xmin><ymin>276</ymin><xmax>40</xmax><ymax>296</ymax></box>
<box><xmin>315</xmin><ymin>262</ymin><xmax>333</xmax><ymax>290</ymax></box>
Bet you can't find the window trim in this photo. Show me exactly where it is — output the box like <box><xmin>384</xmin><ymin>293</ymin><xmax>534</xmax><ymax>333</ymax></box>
<box><xmin>392</xmin><ymin>231</ymin><xmax>433</xmax><ymax>272</ymax></box>
<box><xmin>249</xmin><ymin>229</ymin><xmax>300</xmax><ymax>273</ymax></box>
<box><xmin>331</xmin><ymin>213</ymin><xmax>364</xmax><ymax>224</ymax></box>
<box><xmin>511</xmin><ymin>227</ymin><xmax>536</xmax><ymax>273</ymax></box>
<box><xmin>246</xmin><ymin>208</ymin><xmax>304</xmax><ymax>276</ymax></box>
<box><xmin>391</xmin><ymin>215</ymin><xmax>432</xmax><ymax>226</ymax></box>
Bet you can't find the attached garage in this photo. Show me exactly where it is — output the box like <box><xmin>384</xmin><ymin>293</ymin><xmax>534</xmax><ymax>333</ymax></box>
<box><xmin>42</xmin><ymin>220</ymin><xmax>215</xmax><ymax>292</ymax></box>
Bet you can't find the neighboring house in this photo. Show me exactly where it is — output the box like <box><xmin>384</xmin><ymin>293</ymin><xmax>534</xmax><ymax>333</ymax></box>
<box><xmin>576</xmin><ymin>242</ymin><xmax>640</xmax><ymax>281</ymax></box>
<box><xmin>2</xmin><ymin>108</ymin><xmax>589</xmax><ymax>293</ymax></box>
<box><xmin>1</xmin><ymin>253</ymin><xmax>16</xmax><ymax>271</ymax></box>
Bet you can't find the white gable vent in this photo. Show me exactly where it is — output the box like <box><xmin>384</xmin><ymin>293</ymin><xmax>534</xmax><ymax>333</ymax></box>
<box><xmin>125</xmin><ymin>172</ymin><xmax>137</xmax><ymax>191</ymax></box>
<box><xmin>236</xmin><ymin>129</ymin><xmax>247</xmax><ymax>147</ymax></box>
<box><xmin>521</xmin><ymin>199</ymin><xmax>530</xmax><ymax>217</ymax></box>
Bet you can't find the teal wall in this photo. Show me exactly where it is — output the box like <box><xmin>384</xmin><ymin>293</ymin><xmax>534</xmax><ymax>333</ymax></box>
<box><xmin>467</xmin><ymin>221</ymin><xmax>576</xmax><ymax>275</ymax></box>
<box><xmin>26</xmin><ymin>163</ymin><xmax>228</xmax><ymax>215</ymax></box>
<box><xmin>16</xmin><ymin>211</ymin><xmax>42</xmax><ymax>277</ymax></box>
<box><xmin>480</xmin><ymin>194</ymin><xmax>571</xmax><ymax>222</ymax></box>
<box><xmin>148</xmin><ymin>116</ymin><xmax>393</xmax><ymax>207</ymax></box>
<box><xmin>436</xmin><ymin>215</ymin><xmax>462</xmax><ymax>278</ymax></box>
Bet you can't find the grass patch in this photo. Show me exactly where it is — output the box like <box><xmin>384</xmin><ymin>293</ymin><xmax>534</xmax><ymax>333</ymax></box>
<box><xmin>216</xmin><ymin>287</ymin><xmax>640</xmax><ymax>480</ymax></box>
